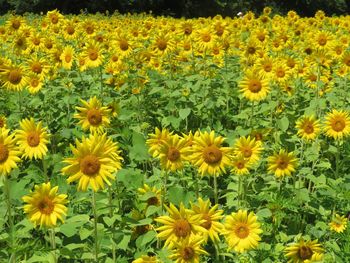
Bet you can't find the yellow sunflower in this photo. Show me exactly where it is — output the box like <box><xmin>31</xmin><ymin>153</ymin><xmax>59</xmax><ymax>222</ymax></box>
<box><xmin>74</xmin><ymin>96</ymin><xmax>111</xmax><ymax>134</ymax></box>
<box><xmin>239</xmin><ymin>70</ymin><xmax>270</xmax><ymax>102</ymax></box>
<box><xmin>285</xmin><ymin>239</ymin><xmax>324</xmax><ymax>263</ymax></box>
<box><xmin>146</xmin><ymin>127</ymin><xmax>173</xmax><ymax>158</ymax></box>
<box><xmin>296</xmin><ymin>116</ymin><xmax>320</xmax><ymax>141</ymax></box>
<box><xmin>158</xmin><ymin>134</ymin><xmax>191</xmax><ymax>172</ymax></box>
<box><xmin>191</xmin><ymin>131</ymin><xmax>232</xmax><ymax>177</ymax></box>
<box><xmin>81</xmin><ymin>41</ymin><xmax>104</xmax><ymax>69</ymax></box>
<box><xmin>233</xmin><ymin>136</ymin><xmax>263</xmax><ymax>166</ymax></box>
<box><xmin>155</xmin><ymin>203</ymin><xmax>207</xmax><ymax>248</ymax></box>
<box><xmin>230</xmin><ymin>154</ymin><xmax>251</xmax><ymax>176</ymax></box>
<box><xmin>61</xmin><ymin>133</ymin><xmax>123</xmax><ymax>192</ymax></box>
<box><xmin>0</xmin><ymin>128</ymin><xmax>21</xmax><ymax>176</ymax></box>
<box><xmin>0</xmin><ymin>63</ymin><xmax>29</xmax><ymax>91</ymax></box>
<box><xmin>15</xmin><ymin>118</ymin><xmax>49</xmax><ymax>160</ymax></box>
<box><xmin>138</xmin><ymin>183</ymin><xmax>161</xmax><ymax>207</ymax></box>
<box><xmin>60</xmin><ymin>46</ymin><xmax>75</xmax><ymax>70</ymax></box>
<box><xmin>223</xmin><ymin>210</ymin><xmax>263</xmax><ymax>253</ymax></box>
<box><xmin>329</xmin><ymin>214</ymin><xmax>347</xmax><ymax>233</ymax></box>
<box><xmin>191</xmin><ymin>198</ymin><xmax>224</xmax><ymax>242</ymax></box>
<box><xmin>169</xmin><ymin>235</ymin><xmax>209</xmax><ymax>263</ymax></box>
<box><xmin>22</xmin><ymin>182</ymin><xmax>68</xmax><ymax>228</ymax></box>
<box><xmin>267</xmin><ymin>150</ymin><xmax>298</xmax><ymax>178</ymax></box>
<box><xmin>323</xmin><ymin>109</ymin><xmax>350</xmax><ymax>140</ymax></box>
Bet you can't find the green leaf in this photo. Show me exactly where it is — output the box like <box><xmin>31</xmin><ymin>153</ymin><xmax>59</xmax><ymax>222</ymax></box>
<box><xmin>179</xmin><ymin>108</ymin><xmax>191</xmax><ymax>120</ymax></box>
<box><xmin>79</xmin><ymin>228</ymin><xmax>93</xmax><ymax>240</ymax></box>
<box><xmin>148</xmin><ymin>86</ymin><xmax>164</xmax><ymax>95</ymax></box>
<box><xmin>129</xmin><ymin>131</ymin><xmax>149</xmax><ymax>161</ymax></box>
<box><xmin>256</xmin><ymin>208</ymin><xmax>272</xmax><ymax>219</ymax></box>
<box><xmin>277</xmin><ymin>116</ymin><xmax>289</xmax><ymax>132</ymax></box>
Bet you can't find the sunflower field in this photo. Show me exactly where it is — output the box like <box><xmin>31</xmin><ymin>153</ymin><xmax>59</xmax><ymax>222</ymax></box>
<box><xmin>0</xmin><ymin>7</ymin><xmax>350</xmax><ymax>263</ymax></box>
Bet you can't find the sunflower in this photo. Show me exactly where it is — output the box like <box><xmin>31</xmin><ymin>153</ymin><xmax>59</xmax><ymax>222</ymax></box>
<box><xmin>82</xmin><ymin>41</ymin><xmax>104</xmax><ymax>69</ymax></box>
<box><xmin>146</xmin><ymin>128</ymin><xmax>172</xmax><ymax>158</ymax></box>
<box><xmin>138</xmin><ymin>184</ymin><xmax>161</xmax><ymax>207</ymax></box>
<box><xmin>155</xmin><ymin>203</ymin><xmax>207</xmax><ymax>248</ymax></box>
<box><xmin>60</xmin><ymin>46</ymin><xmax>75</xmax><ymax>70</ymax></box>
<box><xmin>0</xmin><ymin>128</ymin><xmax>21</xmax><ymax>176</ymax></box>
<box><xmin>323</xmin><ymin>109</ymin><xmax>350</xmax><ymax>140</ymax></box>
<box><xmin>27</xmin><ymin>74</ymin><xmax>44</xmax><ymax>94</ymax></box>
<box><xmin>239</xmin><ymin>70</ymin><xmax>270</xmax><ymax>102</ymax></box>
<box><xmin>132</xmin><ymin>255</ymin><xmax>160</xmax><ymax>263</ymax></box>
<box><xmin>157</xmin><ymin>134</ymin><xmax>191</xmax><ymax>172</ymax></box>
<box><xmin>190</xmin><ymin>198</ymin><xmax>224</xmax><ymax>242</ymax></box>
<box><xmin>15</xmin><ymin>118</ymin><xmax>49</xmax><ymax>160</ymax></box>
<box><xmin>230</xmin><ymin>154</ymin><xmax>251</xmax><ymax>176</ymax></box>
<box><xmin>195</xmin><ymin>27</ymin><xmax>217</xmax><ymax>53</ymax></box>
<box><xmin>22</xmin><ymin>182</ymin><xmax>68</xmax><ymax>228</ymax></box>
<box><xmin>0</xmin><ymin>63</ymin><xmax>29</xmax><ymax>91</ymax></box>
<box><xmin>62</xmin><ymin>133</ymin><xmax>123</xmax><ymax>192</ymax></box>
<box><xmin>329</xmin><ymin>214</ymin><xmax>347</xmax><ymax>233</ymax></box>
<box><xmin>74</xmin><ymin>96</ymin><xmax>111</xmax><ymax>134</ymax></box>
<box><xmin>233</xmin><ymin>136</ymin><xmax>262</xmax><ymax>166</ymax></box>
<box><xmin>223</xmin><ymin>210</ymin><xmax>263</xmax><ymax>253</ymax></box>
<box><xmin>285</xmin><ymin>239</ymin><xmax>324</xmax><ymax>263</ymax></box>
<box><xmin>267</xmin><ymin>149</ymin><xmax>298</xmax><ymax>178</ymax></box>
<box><xmin>47</xmin><ymin>9</ymin><xmax>63</xmax><ymax>25</ymax></box>
<box><xmin>169</xmin><ymin>235</ymin><xmax>209</xmax><ymax>263</ymax></box>
<box><xmin>25</xmin><ymin>56</ymin><xmax>50</xmax><ymax>77</ymax></box>
<box><xmin>296</xmin><ymin>116</ymin><xmax>320</xmax><ymax>141</ymax></box>
<box><xmin>191</xmin><ymin>131</ymin><xmax>232</xmax><ymax>177</ymax></box>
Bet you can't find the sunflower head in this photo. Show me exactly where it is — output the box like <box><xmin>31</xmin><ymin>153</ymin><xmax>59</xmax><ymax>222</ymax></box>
<box><xmin>285</xmin><ymin>238</ymin><xmax>324</xmax><ymax>262</ymax></box>
<box><xmin>324</xmin><ymin>109</ymin><xmax>350</xmax><ymax>140</ymax></box>
<box><xmin>22</xmin><ymin>182</ymin><xmax>68</xmax><ymax>228</ymax></box>
<box><xmin>267</xmin><ymin>149</ymin><xmax>298</xmax><ymax>178</ymax></box>
<box><xmin>329</xmin><ymin>214</ymin><xmax>348</xmax><ymax>233</ymax></box>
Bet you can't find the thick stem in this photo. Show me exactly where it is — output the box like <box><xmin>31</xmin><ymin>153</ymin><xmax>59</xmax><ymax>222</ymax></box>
<box><xmin>92</xmin><ymin>191</ymin><xmax>99</xmax><ymax>262</ymax></box>
<box><xmin>49</xmin><ymin>228</ymin><xmax>57</xmax><ymax>263</ymax></box>
<box><xmin>161</xmin><ymin>171</ymin><xmax>168</xmax><ymax>213</ymax></box>
<box><xmin>213</xmin><ymin>175</ymin><xmax>218</xmax><ymax>204</ymax></box>
<box><xmin>4</xmin><ymin>177</ymin><xmax>16</xmax><ymax>263</ymax></box>
<box><xmin>108</xmin><ymin>186</ymin><xmax>116</xmax><ymax>262</ymax></box>
<box><xmin>42</xmin><ymin>158</ymin><xmax>48</xmax><ymax>182</ymax></box>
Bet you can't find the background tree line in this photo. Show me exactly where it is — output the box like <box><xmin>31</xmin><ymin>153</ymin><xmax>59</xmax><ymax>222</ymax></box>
<box><xmin>0</xmin><ymin>0</ymin><xmax>349</xmax><ymax>17</ymax></box>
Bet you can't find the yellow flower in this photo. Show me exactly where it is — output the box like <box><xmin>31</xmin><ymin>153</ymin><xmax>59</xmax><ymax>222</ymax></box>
<box><xmin>82</xmin><ymin>41</ymin><xmax>104</xmax><ymax>69</ymax></box>
<box><xmin>138</xmin><ymin>184</ymin><xmax>161</xmax><ymax>207</ymax></box>
<box><xmin>191</xmin><ymin>131</ymin><xmax>232</xmax><ymax>177</ymax></box>
<box><xmin>323</xmin><ymin>109</ymin><xmax>350</xmax><ymax>140</ymax></box>
<box><xmin>239</xmin><ymin>70</ymin><xmax>270</xmax><ymax>102</ymax></box>
<box><xmin>285</xmin><ymin>239</ymin><xmax>324</xmax><ymax>263</ymax></box>
<box><xmin>329</xmin><ymin>214</ymin><xmax>347</xmax><ymax>233</ymax></box>
<box><xmin>158</xmin><ymin>134</ymin><xmax>191</xmax><ymax>172</ymax></box>
<box><xmin>146</xmin><ymin>128</ymin><xmax>172</xmax><ymax>158</ymax></box>
<box><xmin>22</xmin><ymin>182</ymin><xmax>68</xmax><ymax>228</ymax></box>
<box><xmin>169</xmin><ymin>235</ymin><xmax>209</xmax><ymax>263</ymax></box>
<box><xmin>267</xmin><ymin>149</ymin><xmax>298</xmax><ymax>178</ymax></box>
<box><xmin>61</xmin><ymin>133</ymin><xmax>123</xmax><ymax>192</ymax></box>
<box><xmin>15</xmin><ymin>118</ymin><xmax>49</xmax><ymax>160</ymax></box>
<box><xmin>191</xmin><ymin>198</ymin><xmax>224</xmax><ymax>242</ymax></box>
<box><xmin>223</xmin><ymin>210</ymin><xmax>263</xmax><ymax>253</ymax></box>
<box><xmin>230</xmin><ymin>154</ymin><xmax>251</xmax><ymax>176</ymax></box>
<box><xmin>0</xmin><ymin>128</ymin><xmax>21</xmax><ymax>176</ymax></box>
<box><xmin>0</xmin><ymin>63</ymin><xmax>29</xmax><ymax>91</ymax></box>
<box><xmin>74</xmin><ymin>96</ymin><xmax>111</xmax><ymax>134</ymax></box>
<box><xmin>296</xmin><ymin>116</ymin><xmax>320</xmax><ymax>141</ymax></box>
<box><xmin>155</xmin><ymin>203</ymin><xmax>207</xmax><ymax>248</ymax></box>
<box><xmin>60</xmin><ymin>46</ymin><xmax>75</xmax><ymax>70</ymax></box>
<box><xmin>233</xmin><ymin>136</ymin><xmax>262</xmax><ymax>166</ymax></box>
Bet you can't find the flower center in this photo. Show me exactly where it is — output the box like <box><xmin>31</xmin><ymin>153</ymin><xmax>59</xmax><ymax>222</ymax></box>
<box><xmin>309</xmin><ymin>74</ymin><xmax>317</xmax><ymax>82</ymax></box>
<box><xmin>65</xmin><ymin>54</ymin><xmax>72</xmax><ymax>63</ymax></box>
<box><xmin>173</xmin><ymin>219</ymin><xmax>191</xmax><ymax>238</ymax></box>
<box><xmin>201</xmin><ymin>33</ymin><xmax>211</xmax><ymax>43</ymax></box>
<box><xmin>201</xmin><ymin>213</ymin><xmax>212</xmax><ymax>230</ymax></box>
<box><xmin>235</xmin><ymin>223</ymin><xmax>249</xmax><ymax>239</ymax></box>
<box><xmin>298</xmin><ymin>245</ymin><xmax>313</xmax><ymax>260</ymax></box>
<box><xmin>38</xmin><ymin>196</ymin><xmax>55</xmax><ymax>214</ymax></box>
<box><xmin>167</xmin><ymin>147</ymin><xmax>180</xmax><ymax>162</ymax></box>
<box><xmin>27</xmin><ymin>132</ymin><xmax>40</xmax><ymax>147</ymax></box>
<box><xmin>66</xmin><ymin>25</ymin><xmax>75</xmax><ymax>35</ymax></box>
<box><xmin>87</xmin><ymin>108</ymin><xmax>103</xmax><ymax>126</ymax></box>
<box><xmin>12</xmin><ymin>20</ymin><xmax>21</xmax><ymax>29</ymax></box>
<box><xmin>277</xmin><ymin>157</ymin><xmax>289</xmax><ymax>170</ymax></box>
<box><xmin>147</xmin><ymin>196</ymin><xmax>159</xmax><ymax>206</ymax></box>
<box><xmin>31</xmin><ymin>78</ymin><xmax>39</xmax><ymax>87</ymax></box>
<box><xmin>8</xmin><ymin>69</ymin><xmax>22</xmax><ymax>85</ymax></box>
<box><xmin>119</xmin><ymin>40</ymin><xmax>129</xmax><ymax>51</ymax></box>
<box><xmin>276</xmin><ymin>68</ymin><xmax>285</xmax><ymax>78</ymax></box>
<box><xmin>331</xmin><ymin>119</ymin><xmax>345</xmax><ymax>132</ymax></box>
<box><xmin>343</xmin><ymin>56</ymin><xmax>350</xmax><ymax>66</ymax></box>
<box><xmin>0</xmin><ymin>144</ymin><xmax>9</xmax><ymax>163</ymax></box>
<box><xmin>181</xmin><ymin>247</ymin><xmax>195</xmax><ymax>260</ymax></box>
<box><xmin>248</xmin><ymin>79</ymin><xmax>262</xmax><ymax>93</ymax></box>
<box><xmin>32</xmin><ymin>37</ymin><xmax>40</xmax><ymax>46</ymax></box>
<box><xmin>318</xmin><ymin>35</ymin><xmax>327</xmax><ymax>46</ymax></box>
<box><xmin>236</xmin><ymin>160</ymin><xmax>245</xmax><ymax>169</ymax></box>
<box><xmin>241</xmin><ymin>147</ymin><xmax>252</xmax><ymax>158</ymax></box>
<box><xmin>88</xmin><ymin>48</ymin><xmax>98</xmax><ymax>61</ymax></box>
<box><xmin>303</xmin><ymin>122</ymin><xmax>314</xmax><ymax>134</ymax></box>
<box><xmin>203</xmin><ymin>145</ymin><xmax>223</xmax><ymax>164</ymax></box>
<box><xmin>80</xmin><ymin>154</ymin><xmax>101</xmax><ymax>176</ymax></box>
<box><xmin>50</xmin><ymin>15</ymin><xmax>59</xmax><ymax>24</ymax></box>
<box><xmin>247</xmin><ymin>47</ymin><xmax>256</xmax><ymax>55</ymax></box>
<box><xmin>31</xmin><ymin>62</ymin><xmax>42</xmax><ymax>74</ymax></box>
<box><xmin>263</xmin><ymin>63</ymin><xmax>272</xmax><ymax>72</ymax></box>
<box><xmin>156</xmin><ymin>39</ymin><xmax>167</xmax><ymax>51</ymax></box>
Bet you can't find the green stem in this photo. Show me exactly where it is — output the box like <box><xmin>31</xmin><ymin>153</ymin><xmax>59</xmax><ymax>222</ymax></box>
<box><xmin>49</xmin><ymin>228</ymin><xmax>57</xmax><ymax>263</ymax></box>
<box><xmin>99</xmin><ymin>67</ymin><xmax>104</xmax><ymax>103</ymax></box>
<box><xmin>92</xmin><ymin>191</ymin><xmax>99</xmax><ymax>262</ymax></box>
<box><xmin>213</xmin><ymin>175</ymin><xmax>218</xmax><ymax>204</ymax></box>
<box><xmin>161</xmin><ymin>171</ymin><xmax>168</xmax><ymax>213</ymax></box>
<box><xmin>249</xmin><ymin>101</ymin><xmax>255</xmax><ymax>128</ymax></box>
<box><xmin>335</xmin><ymin>141</ymin><xmax>341</xmax><ymax>179</ymax></box>
<box><xmin>237</xmin><ymin>176</ymin><xmax>242</xmax><ymax>208</ymax></box>
<box><xmin>108</xmin><ymin>186</ymin><xmax>116</xmax><ymax>262</ymax></box>
<box><xmin>42</xmin><ymin>158</ymin><xmax>48</xmax><ymax>182</ymax></box>
<box><xmin>4</xmin><ymin>177</ymin><xmax>16</xmax><ymax>263</ymax></box>
<box><xmin>213</xmin><ymin>241</ymin><xmax>220</xmax><ymax>261</ymax></box>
